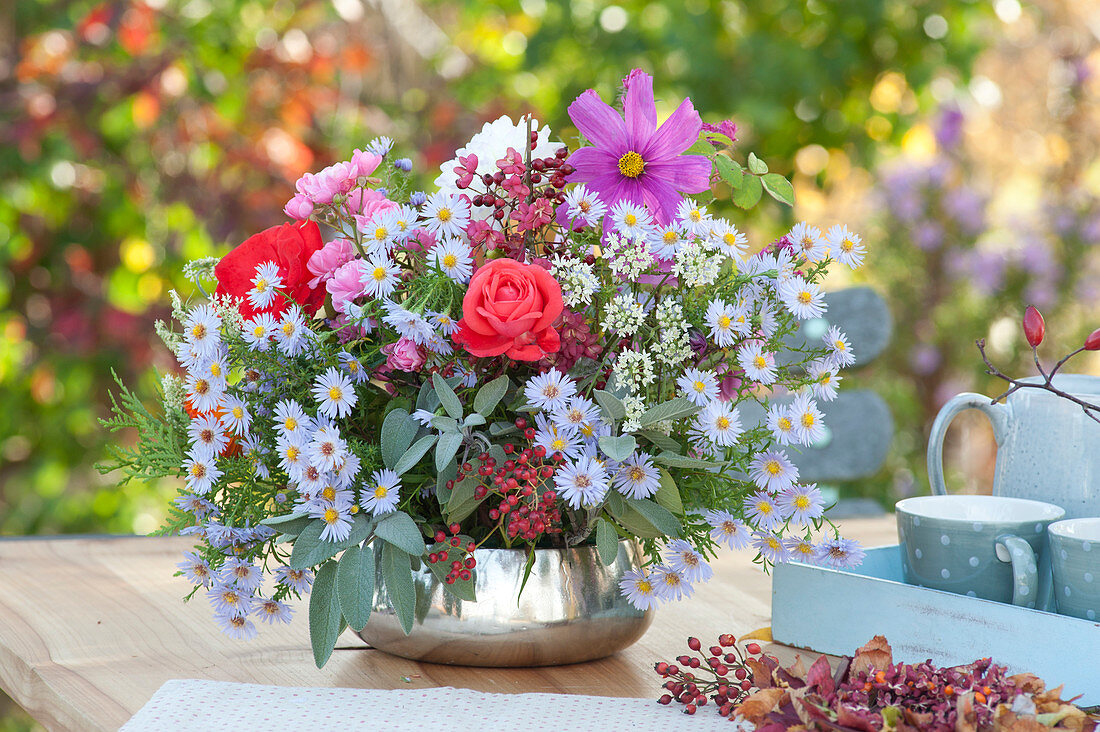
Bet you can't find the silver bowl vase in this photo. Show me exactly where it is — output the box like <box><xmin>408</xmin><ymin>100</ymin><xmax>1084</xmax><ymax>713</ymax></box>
<box><xmin>357</xmin><ymin>539</ymin><xmax>653</xmax><ymax>667</ymax></box>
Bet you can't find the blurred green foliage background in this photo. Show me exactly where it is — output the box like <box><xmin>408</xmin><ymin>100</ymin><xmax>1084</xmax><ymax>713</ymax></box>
<box><xmin>3</xmin><ymin>0</ymin><xmax>1100</xmax><ymax>726</ymax></box>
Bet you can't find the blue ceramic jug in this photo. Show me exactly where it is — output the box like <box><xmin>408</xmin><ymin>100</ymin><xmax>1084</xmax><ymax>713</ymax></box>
<box><xmin>927</xmin><ymin>374</ymin><xmax>1100</xmax><ymax>519</ymax></box>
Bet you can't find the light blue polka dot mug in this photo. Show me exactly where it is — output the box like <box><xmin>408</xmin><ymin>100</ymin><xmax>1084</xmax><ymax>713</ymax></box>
<box><xmin>1049</xmin><ymin>518</ymin><xmax>1100</xmax><ymax>621</ymax></box>
<box><xmin>927</xmin><ymin>374</ymin><xmax>1100</xmax><ymax>519</ymax></box>
<box><xmin>896</xmin><ymin>495</ymin><xmax>1064</xmax><ymax>609</ymax></box>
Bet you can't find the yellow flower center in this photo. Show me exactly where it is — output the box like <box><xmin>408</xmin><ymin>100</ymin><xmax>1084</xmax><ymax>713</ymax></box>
<box><xmin>693</xmin><ymin>380</ymin><xmax>706</xmax><ymax>393</ymax></box>
<box><xmin>190</xmin><ymin>463</ymin><xmax>206</xmax><ymax>478</ymax></box>
<box><xmin>841</xmin><ymin>238</ymin><xmax>855</xmax><ymax>252</ymax></box>
<box><xmin>542</xmin><ymin>384</ymin><xmax>560</xmax><ymax>399</ymax></box>
<box><xmin>286</xmin><ymin>446</ymin><xmax>299</xmax><ymax>460</ymax></box>
<box><xmin>835</xmin><ymin>340</ymin><xmax>846</xmax><ymax>350</ymax></box>
<box><xmin>372</xmin><ymin>266</ymin><xmax>387</xmax><ymax>282</ymax></box>
<box><xmin>794</xmin><ymin>495</ymin><xmax>811</xmax><ymax>509</ymax></box>
<box><xmin>374</xmin><ymin>227</ymin><xmax>388</xmax><ymax>241</ymax></box>
<box><xmin>716</xmin><ymin>416</ymin><xmax>730</xmax><ymax>430</ymax></box>
<box><xmin>638</xmin><ymin>579</ymin><xmax>652</xmax><ymax>593</ymax></box>
<box><xmin>193</xmin><ymin>379</ymin><xmax>209</xmax><ymax>395</ymax></box>
<box><xmin>254</xmin><ymin>278</ymin><xmax>268</xmax><ymax>292</ymax></box>
<box><xmin>328</xmin><ymin>386</ymin><xmax>343</xmax><ymax>401</ymax></box>
<box><xmin>191</xmin><ymin>324</ymin><xmax>207</xmax><ymax>340</ymax></box>
<box><xmin>347</xmin><ymin>361</ymin><xmax>359</xmax><ymax>372</ymax></box>
<box><xmin>209</xmin><ymin>363</ymin><xmax>222</xmax><ymax>377</ymax></box>
<box><xmin>628</xmin><ymin>466</ymin><xmax>646</xmax><ymax>482</ymax></box>
<box><xmin>767</xmin><ymin>537</ymin><xmax>782</xmax><ymax>550</ymax></box>
<box><xmin>802</xmin><ymin>413</ymin><xmax>815</xmax><ymax>428</ymax></box>
<box><xmin>231</xmin><ymin>406</ymin><xmax>244</xmax><ymax>419</ymax></box>
<box><xmin>766</xmin><ymin>460</ymin><xmax>781</xmax><ymax>475</ymax></box>
<box><xmin>323</xmin><ymin>508</ymin><xmax>339</xmax><ymax>525</ymax></box>
<box><xmin>578</xmin><ymin>200</ymin><xmax>591</xmax><ymax>212</ymax></box>
<box><xmin>801</xmin><ymin>235</ymin><xmax>814</xmax><ymax>250</ymax></box>
<box><xmin>437</xmin><ymin>208</ymin><xmax>452</xmax><ymax>222</ymax></box>
<box><xmin>757</xmin><ymin>501</ymin><xmax>772</xmax><ymax>514</ymax></box>
<box><xmin>798</xmin><ymin>542</ymin><xmax>814</xmax><ymax>555</ymax></box>
<box><xmin>442</xmin><ymin>253</ymin><xmax>458</xmax><ymax>268</ymax></box>
<box><xmin>285</xmin><ymin>417</ymin><xmax>297</xmax><ymax>431</ymax></box>
<box><xmin>717</xmin><ymin>315</ymin><xmax>731</xmax><ymax>329</ymax></box>
<box><xmin>374</xmin><ymin>485</ymin><xmax>388</xmax><ymax>499</ymax></box>
<box><xmin>798</xmin><ymin>291</ymin><xmax>813</xmax><ymax>304</ymax></box>
<box><xmin>663</xmin><ymin>230</ymin><xmax>679</xmax><ymax>244</ymax></box>
<box><xmin>753</xmin><ymin>355</ymin><xmax>767</xmax><ymax>369</ymax></box>
<box><xmin>778</xmin><ymin>417</ymin><xmax>792</xmax><ymax>431</ymax></box>
<box><xmin>253</xmin><ymin>325</ymin><xmax>266</xmax><ymax>337</ymax></box>
<box><xmin>551</xmin><ymin>438</ymin><xmax>566</xmax><ymax>451</ymax></box>
<box><xmin>322</xmin><ymin>486</ymin><xmax>336</xmax><ymax>501</ymax></box>
<box><xmin>723</xmin><ymin>233</ymin><xmax>738</xmax><ymax>247</ymax></box>
<box><xmin>688</xmin><ymin>209</ymin><xmax>702</xmax><ymax>222</ymax></box>
<box><xmin>617</xmin><ymin>150</ymin><xmax>645</xmax><ymax>178</ymax></box>
<box><xmin>624</xmin><ymin>213</ymin><xmax>638</xmax><ymax>226</ymax></box>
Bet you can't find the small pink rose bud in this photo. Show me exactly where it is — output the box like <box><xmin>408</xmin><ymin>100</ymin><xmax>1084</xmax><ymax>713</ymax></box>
<box><xmin>1023</xmin><ymin>305</ymin><xmax>1045</xmax><ymax>348</ymax></box>
<box><xmin>1085</xmin><ymin>327</ymin><xmax>1100</xmax><ymax>351</ymax></box>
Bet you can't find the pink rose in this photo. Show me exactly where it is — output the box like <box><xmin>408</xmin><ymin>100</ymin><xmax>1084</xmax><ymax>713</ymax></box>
<box><xmin>349</xmin><ymin>188</ymin><xmax>398</xmax><ymax>225</ymax></box>
<box><xmin>307</xmin><ymin>238</ymin><xmax>356</xmax><ymax>289</ymax></box>
<box><xmin>284</xmin><ymin>193</ymin><xmax>314</xmax><ymax>220</ymax></box>
<box><xmin>381</xmin><ymin>337</ymin><xmax>426</xmax><ymax>372</ymax></box>
<box><xmin>326</xmin><ymin>259</ymin><xmax>368</xmax><ymax>315</ymax></box>
<box><xmin>349</xmin><ymin>149</ymin><xmax>382</xmax><ymax>178</ymax></box>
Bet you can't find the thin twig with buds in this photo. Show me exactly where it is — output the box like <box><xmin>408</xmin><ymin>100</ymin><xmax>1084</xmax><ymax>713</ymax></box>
<box><xmin>976</xmin><ymin>338</ymin><xmax>1100</xmax><ymax>425</ymax></box>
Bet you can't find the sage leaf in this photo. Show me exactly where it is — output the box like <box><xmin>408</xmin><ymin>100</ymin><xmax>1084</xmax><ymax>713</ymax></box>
<box><xmin>594</xmin><ymin>389</ymin><xmax>626</xmax><ymax>423</ymax></box>
<box><xmin>594</xmin><ymin>518</ymin><xmax>619</xmax><ymax>566</ymax></box>
<box><xmin>380</xmin><ymin>543</ymin><xmax>416</xmax><ymax>635</ymax></box>
<box><xmin>393</xmin><ymin>434</ymin><xmax>437</xmax><ymax>476</ymax></box>
<box><xmin>432</xmin><ymin>372</ymin><xmax>462</xmax><ymax>420</ymax></box>
<box><xmin>374</xmin><ymin>511</ymin><xmax>427</xmax><ymax>555</ymax></box>
<box><xmin>638</xmin><ymin>397</ymin><xmax>700</xmax><ymax>427</ymax></box>
<box><xmin>309</xmin><ymin>561</ymin><xmax>343</xmax><ymax>668</ymax></box>
<box><xmin>336</xmin><ymin>545</ymin><xmax>374</xmax><ymax>632</ymax></box>
<box><xmin>380</xmin><ymin>408</ymin><xmax>417</xmax><ymax>470</ymax></box>
<box><xmin>473</xmin><ymin>375</ymin><xmax>509</xmax><ymax>416</ymax></box>
<box><xmin>435</xmin><ymin>431</ymin><xmax>463</xmax><ymax>472</ymax></box>
<box><xmin>598</xmin><ymin>434</ymin><xmax>637</xmax><ymax>462</ymax></box>
<box><xmin>654</xmin><ymin>468</ymin><xmax>684</xmax><ymax>515</ymax></box>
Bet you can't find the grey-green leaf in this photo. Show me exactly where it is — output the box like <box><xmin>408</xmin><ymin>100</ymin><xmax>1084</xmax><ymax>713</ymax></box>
<box><xmin>594</xmin><ymin>389</ymin><xmax>626</xmax><ymax>423</ymax></box>
<box><xmin>426</xmin><ymin>557</ymin><xmax>476</xmax><ymax>601</ymax></box>
<box><xmin>747</xmin><ymin>152</ymin><xmax>768</xmax><ymax>175</ymax></box>
<box><xmin>393</xmin><ymin>434</ymin><xmax>437</xmax><ymax>476</ymax></box>
<box><xmin>415</xmin><ymin>380</ymin><xmax>440</xmax><ymax>414</ymax></box>
<box><xmin>654</xmin><ymin>468</ymin><xmax>684</xmax><ymax>515</ymax></box>
<box><xmin>374</xmin><ymin>511</ymin><xmax>427</xmax><ymax>555</ymax></box>
<box><xmin>435</xmin><ymin>431</ymin><xmax>464</xmax><ymax>472</ymax></box>
<box><xmin>625</xmin><ymin>497</ymin><xmax>681</xmax><ymax>537</ymax></box>
<box><xmin>336</xmin><ymin>545</ymin><xmax>374</xmax><ymax>632</ymax></box>
<box><xmin>594</xmin><ymin>518</ymin><xmax>619</xmax><ymax>566</ymax></box>
<box><xmin>598</xmin><ymin>434</ymin><xmax>637</xmax><ymax>462</ymax></box>
<box><xmin>380</xmin><ymin>543</ymin><xmax>416</xmax><ymax>635</ymax></box>
<box><xmin>463</xmin><ymin>413</ymin><xmax>486</xmax><ymax>428</ymax></box>
<box><xmin>381</xmin><ymin>408</ymin><xmax>418</xmax><ymax>470</ymax></box>
<box><xmin>636</xmin><ymin>429</ymin><xmax>683</xmax><ymax>453</ymax></box>
<box><xmin>762</xmin><ymin>173</ymin><xmax>795</xmax><ymax>207</ymax></box>
<box><xmin>713</xmin><ymin>154</ymin><xmax>743</xmax><ymax>189</ymax></box>
<box><xmin>653</xmin><ymin>452</ymin><xmax>723</xmax><ymax>470</ymax></box>
<box><xmin>432</xmin><ymin>372</ymin><xmax>462</xmax><ymax>420</ymax></box>
<box><xmin>473</xmin><ymin>375</ymin><xmax>509</xmax><ymax>416</ymax></box>
<box><xmin>309</xmin><ymin>561</ymin><xmax>343</xmax><ymax>668</ymax></box>
<box><xmin>732</xmin><ymin>174</ymin><xmax>763</xmax><ymax>209</ymax></box>
<box><xmin>260</xmin><ymin>511</ymin><xmax>309</xmax><ymax>527</ymax></box>
<box><xmin>289</xmin><ymin>521</ymin><xmax>329</xmax><ymax>570</ymax></box>
<box><xmin>638</xmin><ymin>397</ymin><xmax>700</xmax><ymax>427</ymax></box>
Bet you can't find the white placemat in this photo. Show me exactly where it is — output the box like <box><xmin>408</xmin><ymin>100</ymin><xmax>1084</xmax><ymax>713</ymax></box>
<box><xmin>122</xmin><ymin>679</ymin><xmax>735</xmax><ymax>731</ymax></box>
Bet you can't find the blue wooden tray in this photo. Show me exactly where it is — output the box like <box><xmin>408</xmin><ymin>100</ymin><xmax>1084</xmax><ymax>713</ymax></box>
<box><xmin>772</xmin><ymin>545</ymin><xmax>1100</xmax><ymax>704</ymax></box>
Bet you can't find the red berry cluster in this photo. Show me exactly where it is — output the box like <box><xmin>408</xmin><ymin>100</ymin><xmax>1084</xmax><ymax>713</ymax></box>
<box><xmin>654</xmin><ymin>634</ymin><xmax>767</xmax><ymax>716</ymax></box>
<box><xmin>425</xmin><ymin>522</ymin><xmax>477</xmax><ymax>584</ymax></box>
<box><xmin>456</xmin><ymin>136</ymin><xmax>574</xmax><ymax>216</ymax></box>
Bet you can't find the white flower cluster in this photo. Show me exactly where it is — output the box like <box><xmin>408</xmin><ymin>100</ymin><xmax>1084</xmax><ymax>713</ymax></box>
<box><xmin>603</xmin><ymin>292</ymin><xmax>647</xmax><ymax>336</ymax></box>
<box><xmin>612</xmin><ymin>350</ymin><xmax>656</xmax><ymax>395</ymax></box>
<box><xmin>651</xmin><ymin>299</ymin><xmax>692</xmax><ymax>366</ymax></box>
<box><xmin>550</xmin><ymin>254</ymin><xmax>599</xmax><ymax>307</ymax></box>
<box><xmin>672</xmin><ymin>238</ymin><xmax>722</xmax><ymax>287</ymax></box>
<box><xmin>605</xmin><ymin>232</ymin><xmax>655</xmax><ymax>281</ymax></box>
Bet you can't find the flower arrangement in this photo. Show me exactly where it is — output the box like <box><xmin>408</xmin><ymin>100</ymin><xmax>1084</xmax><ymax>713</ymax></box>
<box><xmin>104</xmin><ymin>69</ymin><xmax>868</xmax><ymax>667</ymax></box>
<box><xmin>654</xmin><ymin>634</ymin><xmax>1098</xmax><ymax>731</ymax></box>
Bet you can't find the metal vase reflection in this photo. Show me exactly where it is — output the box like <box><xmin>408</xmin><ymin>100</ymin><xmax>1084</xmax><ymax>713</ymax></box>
<box><xmin>358</xmin><ymin>539</ymin><xmax>653</xmax><ymax>667</ymax></box>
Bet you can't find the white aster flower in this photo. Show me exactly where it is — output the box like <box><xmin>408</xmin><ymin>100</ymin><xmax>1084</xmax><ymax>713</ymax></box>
<box><xmin>677</xmin><ymin>368</ymin><xmax>719</xmax><ymax>407</ymax></box>
<box><xmin>276</xmin><ymin>306</ymin><xmax>308</xmax><ymax>357</ymax></box>
<box><xmin>744</xmin><ymin>490</ymin><xmax>783</xmax><ymax>532</ymax></box>
<box><xmin>360</xmin><ymin>257</ymin><xmax>400</xmax><ymax>299</ymax></box>
<box><xmin>824</xmin><ymin>325</ymin><xmax>856</xmax><ymax>368</ymax></box>
<box><xmin>307</xmin><ymin>424</ymin><xmax>348</xmax><ymax>473</ymax></box>
<box><xmin>709</xmin><ymin>219</ymin><xmax>748</xmax><ymax>260</ymax></box>
<box><xmin>428</xmin><ymin>311</ymin><xmax>458</xmax><ymax>336</ymax></box>
<box><xmin>333</xmin><ymin>452</ymin><xmax>361</xmax><ymax>489</ymax></box>
<box><xmin>361</xmin><ymin>210</ymin><xmax>398</xmax><ymax>257</ymax></box>
<box><xmin>274</xmin><ymin>399</ymin><xmax>311</xmax><ymax>439</ymax></box>
<box><xmin>704</xmin><ymin>510</ymin><xmax>752</xmax><ymax>550</ymax></box>
<box><xmin>609</xmin><ymin>200</ymin><xmax>656</xmax><ymax>242</ymax></box>
<box><xmin>612</xmin><ymin>452</ymin><xmax>661</xmax><ymax>499</ymax></box>
<box><xmin>182</xmin><ymin>304</ymin><xmax>222</xmax><ymax>358</ymax></box>
<box><xmin>184</xmin><ymin>372</ymin><xmax>224</xmax><ymax>414</ymax></box>
<box><xmin>248</xmin><ymin>261</ymin><xmax>283</xmax><ymax>311</ymax></box>
<box><xmin>219</xmin><ymin>395</ymin><xmax>252</xmax><ymax>437</ymax></box>
<box><xmin>220</xmin><ymin>557</ymin><xmax>264</xmax><ymax>593</ymax></box>
<box><xmin>665</xmin><ymin>538</ymin><xmax>713</xmax><ymax>583</ymax></box>
<box><xmin>651</xmin><ymin>565</ymin><xmax>693</xmax><ymax>601</ymax></box>
<box><xmin>177</xmin><ymin>551</ymin><xmax>214</xmax><ymax>587</ymax></box>
<box><xmin>420</xmin><ymin>192</ymin><xmax>470</xmax><ymax>238</ymax></box>
<box><xmin>765</xmin><ymin>403</ymin><xmax>797</xmax><ymax>446</ymax></box>
<box><xmin>825</xmin><ymin>224</ymin><xmax>866</xmax><ymax>269</ymax></box>
<box><xmin>208</xmin><ymin>583</ymin><xmax>253</xmax><ymax>618</ymax></box>
<box><xmin>381</xmin><ymin>300</ymin><xmax>435</xmax><ymax>345</ymax></box>
<box><xmin>188</xmin><ymin>413</ymin><xmax>228</xmax><ymax>459</ymax></box>
<box><xmin>296</xmin><ymin>464</ymin><xmax>331</xmax><ymax>497</ymax></box>
<box><xmin>778</xmin><ymin>276</ymin><xmax>826</xmax><ymax>320</ymax></box>
<box><xmin>619</xmin><ymin>568</ymin><xmax>663</xmax><ymax>610</ymax></box>
<box><xmin>564</xmin><ymin>184</ymin><xmax>607</xmax><ymax>227</ymax></box>
<box><xmin>274</xmin><ymin>566</ymin><xmax>313</xmax><ymax>594</ymax></box>
<box><xmin>390</xmin><ymin>204</ymin><xmax>418</xmax><ymax>242</ymax></box>
<box><xmin>310</xmin><ymin>503</ymin><xmax>353</xmax><ymax>543</ymax></box>
<box><xmin>789</xmin><ymin>222</ymin><xmax>827</xmax><ymax>262</ymax></box>
<box><xmin>649</xmin><ymin>223</ymin><xmax>686</xmax><ymax>260</ymax></box>
<box><xmin>534</xmin><ymin>416</ymin><xmax>583</xmax><ymax>460</ymax></box>
<box><xmin>749</xmin><ymin>449</ymin><xmax>799</xmax><ymax>492</ymax></box>
<box><xmin>312</xmin><ymin>367</ymin><xmax>358</xmax><ymax>419</ymax></box>
<box><xmin>276</xmin><ymin>435</ymin><xmax>307</xmax><ymax>479</ymax></box>
<box><xmin>696</xmin><ymin>400</ymin><xmax>743</xmax><ymax>447</ymax></box>
<box><xmin>752</xmin><ymin>531</ymin><xmax>790</xmax><ymax>563</ymax></box>
<box><xmin>366</xmin><ymin>135</ymin><xmax>394</xmax><ymax>156</ymax></box>
<box><xmin>524</xmin><ymin>368</ymin><xmax>576</xmax><ymax>411</ymax></box>
<box><xmin>242</xmin><ymin>312</ymin><xmax>278</xmax><ymax>351</ymax></box>
<box><xmin>778</xmin><ymin>483</ymin><xmax>825</xmax><ymax>525</ymax></box>
<box><xmin>361</xmin><ymin>469</ymin><xmax>401</xmax><ymax>516</ymax></box>
<box><xmin>675</xmin><ymin>199</ymin><xmax>712</xmax><ymax>236</ymax></box>
<box><xmin>182</xmin><ymin>449</ymin><xmax>222</xmax><ymax>494</ymax></box>
<box><xmin>785</xmin><ymin>536</ymin><xmax>819</xmax><ymax>564</ymax></box>
<box><xmin>431</xmin><ymin>238</ymin><xmax>474</xmax><ymax>283</ymax></box>
<box><xmin>808</xmin><ymin>358</ymin><xmax>841</xmax><ymax>402</ymax></box>
<box><xmin>550</xmin><ymin>397</ymin><xmax>601</xmax><ymax>434</ymax></box>
<box><xmin>256</xmin><ymin>598</ymin><xmax>294</xmax><ymax>625</ymax></box>
<box><xmin>214</xmin><ymin>613</ymin><xmax>259</xmax><ymax>641</ymax></box>
<box><xmin>705</xmin><ymin>298</ymin><xmax>742</xmax><ymax>347</ymax></box>
<box><xmin>554</xmin><ymin>455</ymin><xmax>609</xmax><ymax>509</ymax></box>
<box><xmin>737</xmin><ymin>342</ymin><xmax>778</xmax><ymax>385</ymax></box>
<box><xmin>791</xmin><ymin>392</ymin><xmax>826</xmax><ymax>446</ymax></box>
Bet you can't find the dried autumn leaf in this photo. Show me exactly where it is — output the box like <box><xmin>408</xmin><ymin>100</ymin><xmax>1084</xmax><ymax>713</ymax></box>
<box><xmin>851</xmin><ymin>635</ymin><xmax>893</xmax><ymax>676</ymax></box>
<box><xmin>836</xmin><ymin>703</ymin><xmax>881</xmax><ymax>732</ymax></box>
<box><xmin>737</xmin><ymin>687</ymin><xmax>788</xmax><ymax>724</ymax></box>
<box><xmin>1009</xmin><ymin>673</ymin><xmax>1046</xmax><ymax>695</ymax></box>
<box><xmin>787</xmin><ymin>654</ymin><xmax>807</xmax><ymax>678</ymax></box>
<box><xmin>992</xmin><ymin>710</ymin><xmax>1049</xmax><ymax>732</ymax></box>
<box><xmin>955</xmin><ymin>691</ymin><xmax>978</xmax><ymax>732</ymax></box>
<box><xmin>806</xmin><ymin>654</ymin><xmax>835</xmax><ymax>696</ymax></box>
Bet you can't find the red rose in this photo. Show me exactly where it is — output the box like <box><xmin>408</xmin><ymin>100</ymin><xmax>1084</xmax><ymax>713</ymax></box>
<box><xmin>214</xmin><ymin>220</ymin><xmax>326</xmax><ymax>319</ymax></box>
<box><xmin>453</xmin><ymin>258</ymin><xmax>563</xmax><ymax>361</ymax></box>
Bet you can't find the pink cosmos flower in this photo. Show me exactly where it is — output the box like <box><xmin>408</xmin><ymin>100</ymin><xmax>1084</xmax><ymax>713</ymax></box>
<box><xmin>307</xmin><ymin>238</ymin><xmax>356</xmax><ymax>289</ymax></box>
<box><xmin>380</xmin><ymin>337</ymin><xmax>426</xmax><ymax>372</ymax></box>
<box><xmin>565</xmin><ymin>68</ymin><xmax>711</xmax><ymax>224</ymax></box>
<box><xmin>326</xmin><ymin>260</ymin><xmax>369</xmax><ymax>315</ymax></box>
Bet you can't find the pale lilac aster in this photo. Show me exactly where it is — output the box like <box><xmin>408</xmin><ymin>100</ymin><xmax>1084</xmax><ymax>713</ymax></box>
<box><xmin>306</xmin><ymin>238</ymin><xmax>356</xmax><ymax>288</ymax></box>
<box><xmin>177</xmin><ymin>551</ymin><xmax>214</xmax><ymax>587</ymax></box>
<box><xmin>744</xmin><ymin>490</ymin><xmax>783</xmax><ymax>532</ymax></box>
<box><xmin>823</xmin><ymin>325</ymin><xmax>856</xmax><ymax>368</ymax></box>
<box><xmin>563</xmin><ymin>184</ymin><xmax>607</xmax><ymax>227</ymax></box>
<box><xmin>431</xmin><ymin>238</ymin><xmax>474</xmax><ymax>283</ymax></box>
<box><xmin>705</xmin><ymin>298</ymin><xmax>748</xmax><ymax>347</ymax></box>
<box><xmin>428</xmin><ymin>311</ymin><xmax>458</xmax><ymax>336</ymax></box>
<box><xmin>182</xmin><ymin>449</ymin><xmax>222</xmax><ymax>494</ymax></box>
<box><xmin>651</xmin><ymin>564</ymin><xmax>694</xmax><ymax>601</ymax></box>
<box><xmin>609</xmin><ymin>200</ymin><xmax>657</xmax><ymax>242</ymax></box>
<box><xmin>248</xmin><ymin>260</ymin><xmax>283</xmax><ymax>311</ymax></box>
<box><xmin>420</xmin><ymin>193</ymin><xmax>470</xmax><ymax>238</ymax></box>
<box><xmin>551</xmin><ymin>397</ymin><xmax>601</xmax><ymax>433</ymax></box>
<box><xmin>752</xmin><ymin>532</ymin><xmax>790</xmax><ymax>563</ymax></box>
<box><xmin>256</xmin><ymin>598</ymin><xmax>294</xmax><ymax>625</ymax></box>
<box><xmin>565</xmin><ymin>69</ymin><xmax>710</xmax><ymax>224</ymax></box>
<box><xmin>524</xmin><ymin>368</ymin><xmax>576</xmax><ymax>411</ymax></box>
<box><xmin>534</xmin><ymin>418</ymin><xmax>583</xmax><ymax>461</ymax></box>
<box><xmin>184</xmin><ymin>371</ymin><xmax>225</xmax><ymax>414</ymax></box>
<box><xmin>814</xmin><ymin>537</ymin><xmax>866</xmax><ymax>568</ymax></box>
<box><xmin>275</xmin><ymin>566</ymin><xmax>313</xmax><ymax>594</ymax></box>
<box><xmin>808</xmin><ymin>359</ymin><xmax>841</xmax><ymax>402</ymax></box>
<box><xmin>333</xmin><ymin>452</ymin><xmax>361</xmax><ymax>489</ymax></box>
<box><xmin>365</xmin><ymin>136</ymin><xmax>393</xmax><ymax>157</ymax></box>
<box><xmin>188</xmin><ymin>413</ymin><xmax>228</xmax><ymax>459</ymax></box>
<box><xmin>182</xmin><ymin>304</ymin><xmax>222</xmax><ymax>359</ymax></box>
<box><xmin>381</xmin><ymin>300</ymin><xmax>435</xmax><ymax>345</ymax></box>
<box><xmin>361</xmin><ymin>469</ymin><xmax>401</xmax><ymax>516</ymax></box>
<box><xmin>553</xmin><ymin>455</ymin><xmax>609</xmax><ymax>509</ymax></box>
<box><xmin>619</xmin><ymin>568</ymin><xmax>663</xmax><ymax>610</ymax></box>
<box><xmin>242</xmin><ymin>312</ymin><xmax>278</xmax><ymax>351</ymax></box>
<box><xmin>309</xmin><ymin>503</ymin><xmax>353</xmax><ymax>543</ymax></box>
<box><xmin>219</xmin><ymin>395</ymin><xmax>251</xmax><ymax>437</ymax></box>
<box><xmin>785</xmin><ymin>536</ymin><xmax>819</xmax><ymax>564</ymax></box>
<box><xmin>789</xmin><ymin>222</ymin><xmax>827</xmax><ymax>262</ymax></box>
<box><xmin>704</xmin><ymin>510</ymin><xmax>751</xmax><ymax>550</ymax></box>
<box><xmin>424</xmin><ymin>333</ymin><xmax>454</xmax><ymax>356</ymax></box>
<box><xmin>296</xmin><ymin>464</ymin><xmax>331</xmax><ymax>498</ymax></box>
<box><xmin>749</xmin><ymin>450</ymin><xmax>798</xmax><ymax>492</ymax></box>
<box><xmin>709</xmin><ymin>219</ymin><xmax>748</xmax><ymax>260</ymax></box>
<box><xmin>650</xmin><ymin>223</ymin><xmax>686</xmax><ymax>260</ymax></box>
<box><xmin>765</xmin><ymin>403</ymin><xmax>797</xmax><ymax>446</ymax></box>
<box><xmin>675</xmin><ymin>199</ymin><xmax>712</xmax><ymax>237</ymax></box>
<box><xmin>216</xmin><ymin>612</ymin><xmax>259</xmax><ymax>640</ymax></box>
<box><xmin>274</xmin><ymin>400</ymin><xmax>312</xmax><ymax>439</ymax></box>
<box><xmin>411</xmin><ymin>409</ymin><xmax>436</xmax><ymax>428</ymax></box>
<box><xmin>220</xmin><ymin>557</ymin><xmax>264</xmax><ymax>593</ymax></box>
<box><xmin>737</xmin><ymin>343</ymin><xmax>777</xmax><ymax>385</ymax></box>
<box><xmin>275</xmin><ymin>306</ymin><xmax>308</xmax><ymax>357</ymax></box>
<box><xmin>207</xmin><ymin>582</ymin><xmax>253</xmax><ymax>618</ymax></box>
<box><xmin>696</xmin><ymin>400</ymin><xmax>743</xmax><ymax>447</ymax></box>
<box><xmin>390</xmin><ymin>204</ymin><xmax>418</xmax><ymax>242</ymax></box>
<box><xmin>306</xmin><ymin>425</ymin><xmax>348</xmax><ymax>473</ymax></box>
<box><xmin>360</xmin><ymin>209</ymin><xmax>399</xmax><ymax>257</ymax></box>
<box><xmin>611</xmin><ymin>452</ymin><xmax>661</xmax><ymax>499</ymax></box>
<box><xmin>174</xmin><ymin>494</ymin><xmax>219</xmax><ymax>520</ymax></box>
<box><xmin>778</xmin><ymin>276</ymin><xmax>826</xmax><ymax>320</ymax></box>
<box><xmin>778</xmin><ymin>483</ymin><xmax>825</xmax><ymax>525</ymax></box>
<box><xmin>791</xmin><ymin>392</ymin><xmax>826</xmax><ymax>446</ymax></box>
<box><xmin>360</xmin><ymin>256</ymin><xmax>400</xmax><ymax>299</ymax></box>
<box><xmin>677</xmin><ymin>367</ymin><xmax>719</xmax><ymax>407</ymax></box>
<box><xmin>312</xmin><ymin>367</ymin><xmax>357</xmax><ymax>419</ymax></box>
<box><xmin>825</xmin><ymin>224</ymin><xmax>865</xmax><ymax>269</ymax></box>
<box><xmin>665</xmin><ymin>539</ymin><xmax>713</xmax><ymax>583</ymax></box>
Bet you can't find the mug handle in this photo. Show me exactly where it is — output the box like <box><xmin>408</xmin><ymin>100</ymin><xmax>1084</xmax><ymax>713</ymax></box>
<box><xmin>927</xmin><ymin>393</ymin><xmax>1010</xmax><ymax>495</ymax></box>
<box><xmin>995</xmin><ymin>535</ymin><xmax>1038</xmax><ymax>608</ymax></box>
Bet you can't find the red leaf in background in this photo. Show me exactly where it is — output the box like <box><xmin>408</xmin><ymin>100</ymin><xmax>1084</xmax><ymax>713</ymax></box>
<box><xmin>77</xmin><ymin>4</ymin><xmax>114</xmax><ymax>45</ymax></box>
<box><xmin>1023</xmin><ymin>305</ymin><xmax>1045</xmax><ymax>348</ymax></box>
<box><xmin>118</xmin><ymin>2</ymin><xmax>157</xmax><ymax>56</ymax></box>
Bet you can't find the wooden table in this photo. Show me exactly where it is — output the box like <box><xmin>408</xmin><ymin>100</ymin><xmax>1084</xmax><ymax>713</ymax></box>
<box><xmin>0</xmin><ymin>517</ymin><xmax>897</xmax><ymax>731</ymax></box>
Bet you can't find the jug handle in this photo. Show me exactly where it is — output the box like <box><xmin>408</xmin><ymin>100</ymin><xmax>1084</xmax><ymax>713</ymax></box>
<box><xmin>927</xmin><ymin>393</ymin><xmax>1010</xmax><ymax>495</ymax></box>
